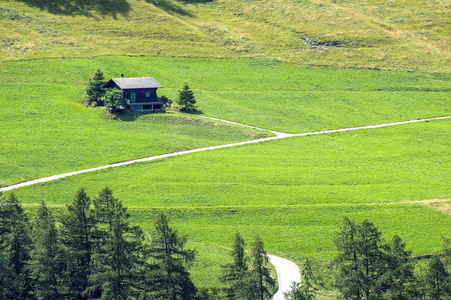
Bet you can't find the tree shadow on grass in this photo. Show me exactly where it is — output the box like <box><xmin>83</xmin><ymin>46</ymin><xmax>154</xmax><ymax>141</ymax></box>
<box><xmin>146</xmin><ymin>0</ymin><xmax>194</xmax><ymax>17</ymax></box>
<box><xmin>16</xmin><ymin>0</ymin><xmax>131</xmax><ymax>18</ymax></box>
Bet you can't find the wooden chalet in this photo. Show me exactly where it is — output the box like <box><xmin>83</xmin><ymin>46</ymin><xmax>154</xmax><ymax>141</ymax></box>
<box><xmin>103</xmin><ymin>76</ymin><xmax>164</xmax><ymax>112</ymax></box>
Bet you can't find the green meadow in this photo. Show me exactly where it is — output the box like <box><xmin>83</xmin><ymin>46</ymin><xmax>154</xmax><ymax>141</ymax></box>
<box><xmin>1</xmin><ymin>56</ymin><xmax>450</xmax><ymax>186</ymax></box>
<box><xmin>8</xmin><ymin>118</ymin><xmax>451</xmax><ymax>290</ymax></box>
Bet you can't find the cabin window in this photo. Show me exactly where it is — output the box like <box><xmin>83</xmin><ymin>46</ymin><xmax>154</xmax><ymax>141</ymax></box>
<box><xmin>131</xmin><ymin>105</ymin><xmax>141</xmax><ymax>111</ymax></box>
<box><xmin>146</xmin><ymin>91</ymin><xmax>150</xmax><ymax>98</ymax></box>
<box><xmin>130</xmin><ymin>92</ymin><xmax>136</xmax><ymax>103</ymax></box>
<box><xmin>154</xmin><ymin>104</ymin><xmax>162</xmax><ymax>110</ymax></box>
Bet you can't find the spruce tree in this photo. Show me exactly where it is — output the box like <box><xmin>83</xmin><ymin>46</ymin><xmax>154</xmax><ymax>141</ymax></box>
<box><xmin>85</xmin><ymin>69</ymin><xmax>105</xmax><ymax>106</ymax></box>
<box><xmin>61</xmin><ymin>188</ymin><xmax>96</xmax><ymax>300</ymax></box>
<box><xmin>146</xmin><ymin>213</ymin><xmax>197</xmax><ymax>299</ymax></box>
<box><xmin>30</xmin><ymin>202</ymin><xmax>66</xmax><ymax>300</ymax></box>
<box><xmin>177</xmin><ymin>83</ymin><xmax>197</xmax><ymax>112</ymax></box>
<box><xmin>249</xmin><ymin>235</ymin><xmax>275</xmax><ymax>300</ymax></box>
<box><xmin>0</xmin><ymin>193</ymin><xmax>33</xmax><ymax>299</ymax></box>
<box><xmin>89</xmin><ymin>187</ymin><xmax>144</xmax><ymax>299</ymax></box>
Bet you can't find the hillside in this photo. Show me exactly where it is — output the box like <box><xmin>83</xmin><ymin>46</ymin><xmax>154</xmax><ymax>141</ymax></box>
<box><xmin>1</xmin><ymin>0</ymin><xmax>450</xmax><ymax>72</ymax></box>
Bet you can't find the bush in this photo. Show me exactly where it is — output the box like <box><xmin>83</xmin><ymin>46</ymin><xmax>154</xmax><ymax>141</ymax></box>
<box><xmin>103</xmin><ymin>89</ymin><xmax>126</xmax><ymax>113</ymax></box>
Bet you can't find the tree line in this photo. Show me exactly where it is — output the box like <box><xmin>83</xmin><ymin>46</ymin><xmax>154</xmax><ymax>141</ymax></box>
<box><xmin>284</xmin><ymin>217</ymin><xmax>451</xmax><ymax>300</ymax></box>
<box><xmin>0</xmin><ymin>188</ymin><xmax>274</xmax><ymax>300</ymax></box>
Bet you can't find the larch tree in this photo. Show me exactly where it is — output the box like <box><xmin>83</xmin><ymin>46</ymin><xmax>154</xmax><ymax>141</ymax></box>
<box><xmin>146</xmin><ymin>212</ymin><xmax>197</xmax><ymax>299</ymax></box>
<box><xmin>221</xmin><ymin>231</ymin><xmax>250</xmax><ymax>299</ymax></box>
<box><xmin>334</xmin><ymin>217</ymin><xmax>362</xmax><ymax>300</ymax></box>
<box><xmin>425</xmin><ymin>255</ymin><xmax>451</xmax><ymax>300</ymax></box>
<box><xmin>249</xmin><ymin>235</ymin><xmax>275</xmax><ymax>300</ymax></box>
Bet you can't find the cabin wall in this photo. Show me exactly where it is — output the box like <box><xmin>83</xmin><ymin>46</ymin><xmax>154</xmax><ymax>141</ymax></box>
<box><xmin>124</xmin><ymin>88</ymin><xmax>158</xmax><ymax>103</ymax></box>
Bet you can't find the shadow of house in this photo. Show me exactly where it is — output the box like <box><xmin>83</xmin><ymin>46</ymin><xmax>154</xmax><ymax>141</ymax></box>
<box><xmin>16</xmin><ymin>0</ymin><xmax>131</xmax><ymax>18</ymax></box>
<box><xmin>103</xmin><ymin>76</ymin><xmax>164</xmax><ymax>113</ymax></box>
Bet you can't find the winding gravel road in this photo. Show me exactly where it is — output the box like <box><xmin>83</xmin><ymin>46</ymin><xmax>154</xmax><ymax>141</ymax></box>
<box><xmin>268</xmin><ymin>255</ymin><xmax>301</xmax><ymax>299</ymax></box>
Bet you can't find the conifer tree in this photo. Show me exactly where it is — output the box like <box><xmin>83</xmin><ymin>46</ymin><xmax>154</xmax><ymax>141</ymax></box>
<box><xmin>0</xmin><ymin>193</ymin><xmax>33</xmax><ymax>299</ymax></box>
<box><xmin>177</xmin><ymin>83</ymin><xmax>197</xmax><ymax>112</ymax></box>
<box><xmin>301</xmin><ymin>259</ymin><xmax>317</xmax><ymax>300</ymax></box>
<box><xmin>221</xmin><ymin>231</ymin><xmax>250</xmax><ymax>299</ymax></box>
<box><xmin>249</xmin><ymin>235</ymin><xmax>275</xmax><ymax>300</ymax></box>
<box><xmin>30</xmin><ymin>202</ymin><xmax>66</xmax><ymax>300</ymax></box>
<box><xmin>61</xmin><ymin>188</ymin><xmax>96</xmax><ymax>300</ymax></box>
<box><xmin>334</xmin><ymin>217</ymin><xmax>362</xmax><ymax>300</ymax></box>
<box><xmin>425</xmin><ymin>255</ymin><xmax>451</xmax><ymax>300</ymax></box>
<box><xmin>146</xmin><ymin>213</ymin><xmax>197</xmax><ymax>299</ymax></box>
<box><xmin>379</xmin><ymin>235</ymin><xmax>416</xmax><ymax>299</ymax></box>
<box><xmin>85</xmin><ymin>69</ymin><xmax>105</xmax><ymax>106</ymax></box>
<box><xmin>89</xmin><ymin>187</ymin><xmax>144</xmax><ymax>299</ymax></box>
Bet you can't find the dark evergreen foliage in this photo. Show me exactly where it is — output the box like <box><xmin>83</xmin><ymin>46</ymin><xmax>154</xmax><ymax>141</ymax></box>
<box><xmin>177</xmin><ymin>83</ymin><xmax>197</xmax><ymax>112</ymax></box>
<box><xmin>85</xmin><ymin>69</ymin><xmax>106</xmax><ymax>106</ymax></box>
<box><xmin>146</xmin><ymin>213</ymin><xmax>197</xmax><ymax>299</ymax></box>
<box><xmin>61</xmin><ymin>188</ymin><xmax>95</xmax><ymax>300</ymax></box>
<box><xmin>89</xmin><ymin>187</ymin><xmax>145</xmax><ymax>299</ymax></box>
<box><xmin>425</xmin><ymin>255</ymin><xmax>451</xmax><ymax>300</ymax></box>
<box><xmin>249</xmin><ymin>235</ymin><xmax>275</xmax><ymax>300</ymax></box>
<box><xmin>29</xmin><ymin>202</ymin><xmax>66</xmax><ymax>300</ymax></box>
<box><xmin>0</xmin><ymin>192</ymin><xmax>33</xmax><ymax>299</ymax></box>
<box><xmin>221</xmin><ymin>231</ymin><xmax>250</xmax><ymax>299</ymax></box>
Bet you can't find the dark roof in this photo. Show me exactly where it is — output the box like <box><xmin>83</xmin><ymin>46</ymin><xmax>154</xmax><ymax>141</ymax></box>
<box><xmin>104</xmin><ymin>77</ymin><xmax>163</xmax><ymax>89</ymax></box>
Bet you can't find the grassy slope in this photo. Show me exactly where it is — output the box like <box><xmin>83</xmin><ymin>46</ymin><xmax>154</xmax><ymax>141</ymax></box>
<box><xmin>1</xmin><ymin>56</ymin><xmax>449</xmax><ymax>186</ymax></box>
<box><xmin>10</xmin><ymin>119</ymin><xmax>451</xmax><ymax>289</ymax></box>
<box><xmin>1</xmin><ymin>0</ymin><xmax>450</xmax><ymax>72</ymax></box>
<box><xmin>1</xmin><ymin>0</ymin><xmax>450</xmax><ymax>293</ymax></box>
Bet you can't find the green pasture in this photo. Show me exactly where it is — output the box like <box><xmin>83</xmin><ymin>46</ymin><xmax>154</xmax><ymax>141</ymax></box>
<box><xmin>1</xmin><ymin>56</ymin><xmax>450</xmax><ymax>186</ymax></box>
<box><xmin>8</xmin><ymin>119</ymin><xmax>451</xmax><ymax>206</ymax></box>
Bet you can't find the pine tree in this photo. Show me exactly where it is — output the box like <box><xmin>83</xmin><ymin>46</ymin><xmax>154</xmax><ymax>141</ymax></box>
<box><xmin>61</xmin><ymin>188</ymin><xmax>96</xmax><ymax>300</ymax></box>
<box><xmin>30</xmin><ymin>202</ymin><xmax>66</xmax><ymax>300</ymax></box>
<box><xmin>249</xmin><ymin>235</ymin><xmax>275</xmax><ymax>300</ymax></box>
<box><xmin>221</xmin><ymin>231</ymin><xmax>250</xmax><ymax>299</ymax></box>
<box><xmin>146</xmin><ymin>213</ymin><xmax>197</xmax><ymax>299</ymax></box>
<box><xmin>85</xmin><ymin>69</ymin><xmax>105</xmax><ymax>106</ymax></box>
<box><xmin>177</xmin><ymin>83</ymin><xmax>197</xmax><ymax>112</ymax></box>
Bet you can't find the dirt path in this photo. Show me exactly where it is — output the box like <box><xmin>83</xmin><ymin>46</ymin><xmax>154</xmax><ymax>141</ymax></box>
<box><xmin>1</xmin><ymin>115</ymin><xmax>449</xmax><ymax>193</ymax></box>
<box><xmin>268</xmin><ymin>255</ymin><xmax>301</xmax><ymax>299</ymax></box>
